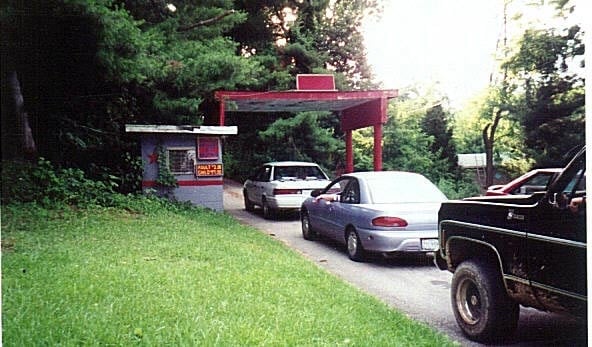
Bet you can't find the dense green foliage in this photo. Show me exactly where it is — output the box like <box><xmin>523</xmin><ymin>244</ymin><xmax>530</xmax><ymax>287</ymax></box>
<box><xmin>380</xmin><ymin>88</ymin><xmax>480</xmax><ymax>199</ymax></box>
<box><xmin>1</xmin><ymin>0</ymin><xmax>263</xmax><ymax>187</ymax></box>
<box><xmin>455</xmin><ymin>0</ymin><xmax>585</xmax><ymax>179</ymax></box>
<box><xmin>222</xmin><ymin>0</ymin><xmax>381</xmax><ymax>179</ymax></box>
<box><xmin>1</xmin><ymin>158</ymin><xmax>121</xmax><ymax>207</ymax></box>
<box><xmin>0</xmin><ymin>0</ymin><xmax>584</xmax><ymax>197</ymax></box>
<box><xmin>0</xmin><ymin>0</ymin><xmax>380</xmax><ymax>187</ymax></box>
<box><xmin>504</xmin><ymin>24</ymin><xmax>585</xmax><ymax>167</ymax></box>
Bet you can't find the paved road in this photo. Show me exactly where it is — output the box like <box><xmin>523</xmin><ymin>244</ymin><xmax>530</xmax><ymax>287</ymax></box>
<box><xmin>223</xmin><ymin>180</ymin><xmax>587</xmax><ymax>346</ymax></box>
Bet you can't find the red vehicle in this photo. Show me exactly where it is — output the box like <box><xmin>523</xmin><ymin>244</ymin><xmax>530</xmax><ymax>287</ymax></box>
<box><xmin>485</xmin><ymin>168</ymin><xmax>562</xmax><ymax>196</ymax></box>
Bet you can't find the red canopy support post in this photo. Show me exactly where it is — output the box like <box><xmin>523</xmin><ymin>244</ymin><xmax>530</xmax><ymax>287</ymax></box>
<box><xmin>373</xmin><ymin>123</ymin><xmax>383</xmax><ymax>171</ymax></box>
<box><xmin>345</xmin><ymin>130</ymin><xmax>354</xmax><ymax>173</ymax></box>
<box><xmin>218</xmin><ymin>98</ymin><xmax>225</xmax><ymax>126</ymax></box>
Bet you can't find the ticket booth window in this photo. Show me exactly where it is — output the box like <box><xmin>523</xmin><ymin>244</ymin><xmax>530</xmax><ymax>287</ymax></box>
<box><xmin>168</xmin><ymin>148</ymin><xmax>195</xmax><ymax>174</ymax></box>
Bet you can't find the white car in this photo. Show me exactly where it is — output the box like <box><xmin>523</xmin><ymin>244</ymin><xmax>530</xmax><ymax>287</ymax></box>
<box><xmin>243</xmin><ymin>161</ymin><xmax>331</xmax><ymax>219</ymax></box>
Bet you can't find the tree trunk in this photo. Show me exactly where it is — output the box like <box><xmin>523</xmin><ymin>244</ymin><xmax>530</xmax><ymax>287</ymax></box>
<box><xmin>481</xmin><ymin>1</ymin><xmax>509</xmax><ymax>188</ymax></box>
<box><xmin>1</xmin><ymin>70</ymin><xmax>37</xmax><ymax>161</ymax></box>
<box><xmin>482</xmin><ymin>109</ymin><xmax>502</xmax><ymax>187</ymax></box>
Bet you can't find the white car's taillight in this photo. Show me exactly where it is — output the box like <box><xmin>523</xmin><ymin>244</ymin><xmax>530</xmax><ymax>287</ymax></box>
<box><xmin>273</xmin><ymin>189</ymin><xmax>302</xmax><ymax>195</ymax></box>
<box><xmin>372</xmin><ymin>216</ymin><xmax>408</xmax><ymax>227</ymax></box>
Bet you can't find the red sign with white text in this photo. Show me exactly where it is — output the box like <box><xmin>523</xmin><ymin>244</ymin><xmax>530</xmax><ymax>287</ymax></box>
<box><xmin>196</xmin><ymin>164</ymin><xmax>223</xmax><ymax>177</ymax></box>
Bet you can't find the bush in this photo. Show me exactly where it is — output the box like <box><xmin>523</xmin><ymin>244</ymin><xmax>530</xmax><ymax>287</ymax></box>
<box><xmin>1</xmin><ymin>158</ymin><xmax>119</xmax><ymax>207</ymax></box>
<box><xmin>1</xmin><ymin>158</ymin><xmax>208</xmax><ymax>214</ymax></box>
<box><xmin>437</xmin><ymin>173</ymin><xmax>481</xmax><ymax>200</ymax></box>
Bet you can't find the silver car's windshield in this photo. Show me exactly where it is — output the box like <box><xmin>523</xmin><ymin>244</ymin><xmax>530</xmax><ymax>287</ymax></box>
<box><xmin>366</xmin><ymin>175</ymin><xmax>447</xmax><ymax>204</ymax></box>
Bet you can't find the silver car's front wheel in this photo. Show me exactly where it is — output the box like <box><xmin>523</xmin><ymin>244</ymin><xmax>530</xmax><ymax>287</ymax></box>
<box><xmin>346</xmin><ymin>228</ymin><xmax>365</xmax><ymax>262</ymax></box>
<box><xmin>301</xmin><ymin>211</ymin><xmax>316</xmax><ymax>240</ymax></box>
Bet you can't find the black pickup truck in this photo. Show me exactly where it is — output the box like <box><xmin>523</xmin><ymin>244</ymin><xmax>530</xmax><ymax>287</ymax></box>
<box><xmin>435</xmin><ymin>147</ymin><xmax>586</xmax><ymax>342</ymax></box>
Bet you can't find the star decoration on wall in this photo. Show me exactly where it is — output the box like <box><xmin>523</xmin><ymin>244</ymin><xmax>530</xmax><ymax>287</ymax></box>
<box><xmin>148</xmin><ymin>151</ymin><xmax>158</xmax><ymax>164</ymax></box>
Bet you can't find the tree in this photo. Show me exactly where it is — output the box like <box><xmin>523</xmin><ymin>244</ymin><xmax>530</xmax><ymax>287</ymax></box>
<box><xmin>374</xmin><ymin>85</ymin><xmax>480</xmax><ymax>199</ymax></box>
<box><xmin>258</xmin><ymin>112</ymin><xmax>343</xmax><ymax>169</ymax></box>
<box><xmin>381</xmin><ymin>87</ymin><xmax>451</xmax><ymax>182</ymax></box>
<box><xmin>223</xmin><ymin>0</ymin><xmax>380</xmax><ymax>178</ymax></box>
<box><xmin>315</xmin><ymin>0</ymin><xmax>380</xmax><ymax>90</ymax></box>
<box><xmin>422</xmin><ymin>104</ymin><xmax>456</xmax><ymax>172</ymax></box>
<box><xmin>504</xmin><ymin>24</ymin><xmax>585</xmax><ymax>166</ymax></box>
<box><xmin>1</xmin><ymin>0</ymin><xmax>265</xmax><ymax>190</ymax></box>
<box><xmin>478</xmin><ymin>0</ymin><xmax>584</xmax><ymax>185</ymax></box>
<box><xmin>228</xmin><ymin>0</ymin><xmax>379</xmax><ymax>90</ymax></box>
<box><xmin>0</xmin><ymin>0</ymin><xmax>392</xmax><ymax>191</ymax></box>
<box><xmin>481</xmin><ymin>86</ymin><xmax>510</xmax><ymax>187</ymax></box>
<box><xmin>1</xmin><ymin>70</ymin><xmax>36</xmax><ymax>161</ymax></box>
<box><xmin>481</xmin><ymin>0</ymin><xmax>512</xmax><ymax>188</ymax></box>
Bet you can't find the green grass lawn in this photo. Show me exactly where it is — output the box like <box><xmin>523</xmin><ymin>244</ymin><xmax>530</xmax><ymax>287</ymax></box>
<box><xmin>1</xmin><ymin>200</ymin><xmax>457</xmax><ymax>346</ymax></box>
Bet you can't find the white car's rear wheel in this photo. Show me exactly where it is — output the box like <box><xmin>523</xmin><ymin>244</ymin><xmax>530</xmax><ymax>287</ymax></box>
<box><xmin>262</xmin><ymin>198</ymin><xmax>275</xmax><ymax>219</ymax></box>
<box><xmin>243</xmin><ymin>190</ymin><xmax>255</xmax><ymax>212</ymax></box>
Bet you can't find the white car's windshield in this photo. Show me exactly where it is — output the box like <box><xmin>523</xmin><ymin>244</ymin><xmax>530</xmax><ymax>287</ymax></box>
<box><xmin>366</xmin><ymin>174</ymin><xmax>447</xmax><ymax>204</ymax></box>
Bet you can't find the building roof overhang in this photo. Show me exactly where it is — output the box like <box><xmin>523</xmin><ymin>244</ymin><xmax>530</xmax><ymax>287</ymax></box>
<box><xmin>125</xmin><ymin>124</ymin><xmax>237</xmax><ymax>135</ymax></box>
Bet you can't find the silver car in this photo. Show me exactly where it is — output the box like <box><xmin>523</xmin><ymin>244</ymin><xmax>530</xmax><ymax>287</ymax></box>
<box><xmin>243</xmin><ymin>161</ymin><xmax>331</xmax><ymax>219</ymax></box>
<box><xmin>300</xmin><ymin>171</ymin><xmax>447</xmax><ymax>261</ymax></box>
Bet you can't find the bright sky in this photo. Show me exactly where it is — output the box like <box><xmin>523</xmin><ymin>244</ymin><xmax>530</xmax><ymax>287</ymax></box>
<box><xmin>361</xmin><ymin>0</ymin><xmax>587</xmax><ymax>108</ymax></box>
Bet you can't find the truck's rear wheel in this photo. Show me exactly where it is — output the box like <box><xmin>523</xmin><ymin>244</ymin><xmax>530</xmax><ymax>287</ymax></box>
<box><xmin>451</xmin><ymin>260</ymin><xmax>519</xmax><ymax>342</ymax></box>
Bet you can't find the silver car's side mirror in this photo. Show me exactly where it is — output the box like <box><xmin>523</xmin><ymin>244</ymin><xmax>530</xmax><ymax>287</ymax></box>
<box><xmin>549</xmin><ymin>192</ymin><xmax>568</xmax><ymax>209</ymax></box>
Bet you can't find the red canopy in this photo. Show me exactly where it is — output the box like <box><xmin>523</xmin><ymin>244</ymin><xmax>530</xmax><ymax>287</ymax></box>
<box><xmin>214</xmin><ymin>88</ymin><xmax>398</xmax><ymax>172</ymax></box>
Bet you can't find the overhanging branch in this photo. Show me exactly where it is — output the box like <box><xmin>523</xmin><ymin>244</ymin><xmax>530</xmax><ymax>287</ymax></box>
<box><xmin>177</xmin><ymin>10</ymin><xmax>235</xmax><ymax>32</ymax></box>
